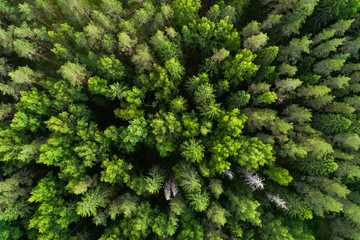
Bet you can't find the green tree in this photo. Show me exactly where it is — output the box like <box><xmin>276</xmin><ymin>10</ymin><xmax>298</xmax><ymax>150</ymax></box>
<box><xmin>223</xmin><ymin>49</ymin><xmax>258</xmax><ymax>86</ymax></box>
<box><xmin>313</xmin><ymin>57</ymin><xmax>346</xmax><ymax>75</ymax></box>
<box><xmin>173</xmin><ymin>162</ymin><xmax>202</xmax><ymax>193</ymax></box>
<box><xmin>264</xmin><ymin>166</ymin><xmax>293</xmax><ymax>186</ymax></box>
<box><xmin>145</xmin><ymin>166</ymin><xmax>165</xmax><ymax>195</ymax></box>
<box><xmin>120</xmin><ymin>117</ymin><xmax>148</xmax><ymax>153</ymax></box>
<box><xmin>101</xmin><ymin>155</ymin><xmax>133</xmax><ymax>184</ymax></box>
<box><xmin>206</xmin><ymin>202</ymin><xmax>228</xmax><ymax>227</ymax></box>
<box><xmin>312</xmin><ymin>114</ymin><xmax>352</xmax><ymax>134</ymax></box>
<box><xmin>76</xmin><ymin>185</ymin><xmax>112</xmax><ymax>217</ymax></box>
<box><xmin>171</xmin><ymin>0</ymin><xmax>200</xmax><ymax>26</ymax></box>
<box><xmin>180</xmin><ymin>139</ymin><xmax>205</xmax><ymax>163</ymax></box>
<box><xmin>58</xmin><ymin>62</ymin><xmax>89</xmax><ymax>87</ymax></box>
<box><xmin>278</xmin><ymin>37</ymin><xmax>312</xmax><ymax>63</ymax></box>
<box><xmin>132</xmin><ymin>44</ymin><xmax>154</xmax><ymax>73</ymax></box>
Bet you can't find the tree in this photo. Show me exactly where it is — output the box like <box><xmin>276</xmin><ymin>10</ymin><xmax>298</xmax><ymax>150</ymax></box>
<box><xmin>180</xmin><ymin>139</ymin><xmax>205</xmax><ymax>163</ymax></box>
<box><xmin>209</xmin><ymin>179</ymin><xmax>223</xmax><ymax>199</ymax></box>
<box><xmin>243</xmin><ymin>108</ymin><xmax>277</xmax><ymax>131</ymax></box>
<box><xmin>278</xmin><ymin>37</ymin><xmax>312</xmax><ymax>63</ymax></box>
<box><xmin>206</xmin><ymin>202</ymin><xmax>228</xmax><ymax>227</ymax></box>
<box><xmin>206</xmin><ymin>4</ymin><xmax>220</xmax><ymax>22</ymax></box>
<box><xmin>243</xmin><ymin>33</ymin><xmax>269</xmax><ymax>52</ymax></box>
<box><xmin>101</xmin><ymin>155</ymin><xmax>133</xmax><ymax>184</ymax></box>
<box><xmin>97</xmin><ymin>54</ymin><xmax>125</xmax><ymax>81</ymax></box>
<box><xmin>181</xmin><ymin>111</ymin><xmax>200</xmax><ymax>138</ymax></box>
<box><xmin>241</xmin><ymin>21</ymin><xmax>261</xmax><ymax>38</ymax></box>
<box><xmin>294</xmin><ymin>182</ymin><xmax>343</xmax><ymax>217</ymax></box>
<box><xmin>165</xmin><ymin>58</ymin><xmax>185</xmax><ymax>81</ymax></box>
<box><xmin>234</xmin><ymin>136</ymin><xmax>275</xmax><ymax>170</ymax></box>
<box><xmin>283</xmin><ymin>104</ymin><xmax>312</xmax><ymax>123</ymax></box>
<box><xmin>324</xmin><ymin>102</ymin><xmax>355</xmax><ymax>116</ymax></box>
<box><xmin>253</xmin><ymin>91</ymin><xmax>278</xmax><ymax>105</ymax></box>
<box><xmin>297</xmin><ymin>85</ymin><xmax>331</xmax><ymax>98</ymax></box>
<box><xmin>197</xmin><ymin>100</ymin><xmax>222</xmax><ymax>120</ymax></box>
<box><xmin>120</xmin><ymin>117</ymin><xmax>148</xmax><ymax>152</ymax></box>
<box><xmin>120</xmin><ymin>202</ymin><xmax>156</xmax><ymax>239</ymax></box>
<box><xmin>313</xmin><ymin>57</ymin><xmax>346</xmax><ymax>75</ymax></box>
<box><xmin>275</xmin><ymin>0</ymin><xmax>318</xmax><ymax>37</ymax></box>
<box><xmin>173</xmin><ymin>163</ymin><xmax>202</xmax><ymax>193</ymax></box>
<box><xmin>311</xmin><ymin>38</ymin><xmax>346</xmax><ymax>58</ymax></box>
<box><xmin>132</xmin><ymin>44</ymin><xmax>154</xmax><ymax>73</ymax></box>
<box><xmin>83</xmin><ymin>23</ymin><xmax>105</xmax><ymax>50</ymax></box>
<box><xmin>186</xmin><ymin>190</ymin><xmax>210</xmax><ymax>212</ymax></box>
<box><xmin>118</xmin><ymin>32</ymin><xmax>136</xmax><ymax>55</ymax></box>
<box><xmin>145</xmin><ymin>166</ymin><xmax>166</xmax><ymax>194</ymax></box>
<box><xmin>278</xmin><ymin>63</ymin><xmax>297</xmax><ymax>76</ymax></box>
<box><xmin>340</xmin><ymin>37</ymin><xmax>360</xmax><ymax>59</ymax></box>
<box><xmin>312</xmin><ymin>114</ymin><xmax>352</xmax><ymax>134</ymax></box>
<box><xmin>58</xmin><ymin>62</ymin><xmax>89</xmax><ymax>87</ymax></box>
<box><xmin>170</xmin><ymin>96</ymin><xmax>188</xmax><ymax>113</ymax></box>
<box><xmin>311</xmin><ymin>29</ymin><xmax>336</xmax><ymax>45</ymax></box>
<box><xmin>9</xmin><ymin>66</ymin><xmax>42</xmax><ymax>86</ymax></box>
<box><xmin>150</xmin><ymin>111</ymin><xmax>182</xmax><ymax>157</ymax></box>
<box><xmin>227</xmin><ymin>90</ymin><xmax>251</xmax><ymax>108</ymax></box>
<box><xmin>260</xmin><ymin>214</ymin><xmax>295</xmax><ymax>240</ymax></box>
<box><xmin>322</xmin><ymin>75</ymin><xmax>350</xmax><ymax>89</ymax></box>
<box><xmin>333</xmin><ymin>133</ymin><xmax>360</xmax><ymax>151</ymax></box>
<box><xmin>223</xmin><ymin>49</ymin><xmax>259</xmax><ymax>86</ymax></box>
<box><xmin>152</xmin><ymin>212</ymin><xmax>178</xmax><ymax>238</ymax></box>
<box><xmin>275</xmin><ymin>78</ymin><xmax>302</xmax><ymax>94</ymax></box>
<box><xmin>13</xmin><ymin>39</ymin><xmax>39</xmax><ymax>59</ymax></box>
<box><xmin>248</xmin><ymin>83</ymin><xmax>270</xmax><ymax>94</ymax></box>
<box><xmin>264</xmin><ymin>166</ymin><xmax>293</xmax><ymax>186</ymax></box>
<box><xmin>226</xmin><ymin>191</ymin><xmax>262</xmax><ymax>226</ymax></box>
<box><xmin>76</xmin><ymin>185</ymin><xmax>112</xmax><ymax>217</ymax></box>
<box><xmin>171</xmin><ymin>0</ymin><xmax>200</xmax><ymax>26</ymax></box>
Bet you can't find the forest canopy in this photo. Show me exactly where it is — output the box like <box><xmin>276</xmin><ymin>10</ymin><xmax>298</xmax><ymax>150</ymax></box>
<box><xmin>1</xmin><ymin>0</ymin><xmax>360</xmax><ymax>239</ymax></box>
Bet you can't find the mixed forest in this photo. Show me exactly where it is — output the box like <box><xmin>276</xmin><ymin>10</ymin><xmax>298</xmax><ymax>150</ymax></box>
<box><xmin>1</xmin><ymin>0</ymin><xmax>360</xmax><ymax>239</ymax></box>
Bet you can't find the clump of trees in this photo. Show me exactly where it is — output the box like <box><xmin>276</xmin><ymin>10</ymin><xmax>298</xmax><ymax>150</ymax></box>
<box><xmin>1</xmin><ymin>0</ymin><xmax>360</xmax><ymax>239</ymax></box>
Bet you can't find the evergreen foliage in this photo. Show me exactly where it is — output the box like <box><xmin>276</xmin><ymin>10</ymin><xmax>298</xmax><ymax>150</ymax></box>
<box><xmin>0</xmin><ymin>0</ymin><xmax>360</xmax><ymax>239</ymax></box>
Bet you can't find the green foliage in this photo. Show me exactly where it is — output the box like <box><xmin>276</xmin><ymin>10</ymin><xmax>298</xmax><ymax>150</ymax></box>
<box><xmin>253</xmin><ymin>91</ymin><xmax>278</xmax><ymax>105</ymax></box>
<box><xmin>76</xmin><ymin>185</ymin><xmax>111</xmax><ymax>217</ymax></box>
<box><xmin>278</xmin><ymin>37</ymin><xmax>312</xmax><ymax>64</ymax></box>
<box><xmin>145</xmin><ymin>166</ymin><xmax>165</xmax><ymax>194</ymax></box>
<box><xmin>209</xmin><ymin>179</ymin><xmax>223</xmax><ymax>199</ymax></box>
<box><xmin>223</xmin><ymin>49</ymin><xmax>259</xmax><ymax>85</ymax></box>
<box><xmin>152</xmin><ymin>212</ymin><xmax>178</xmax><ymax>238</ymax></box>
<box><xmin>206</xmin><ymin>202</ymin><xmax>229</xmax><ymax>227</ymax></box>
<box><xmin>227</xmin><ymin>90</ymin><xmax>251</xmax><ymax>108</ymax></box>
<box><xmin>312</xmin><ymin>114</ymin><xmax>352</xmax><ymax>134</ymax></box>
<box><xmin>178</xmin><ymin>218</ymin><xmax>205</xmax><ymax>240</ymax></box>
<box><xmin>173</xmin><ymin>162</ymin><xmax>202</xmax><ymax>193</ymax></box>
<box><xmin>88</xmin><ymin>76</ymin><xmax>109</xmax><ymax>95</ymax></box>
<box><xmin>235</xmin><ymin>136</ymin><xmax>275</xmax><ymax>170</ymax></box>
<box><xmin>183</xmin><ymin>17</ymin><xmax>241</xmax><ymax>52</ymax></box>
<box><xmin>101</xmin><ymin>155</ymin><xmax>133</xmax><ymax>184</ymax></box>
<box><xmin>226</xmin><ymin>191</ymin><xmax>262</xmax><ymax>226</ymax></box>
<box><xmin>171</xmin><ymin>0</ymin><xmax>200</xmax><ymax>26</ymax></box>
<box><xmin>180</xmin><ymin>139</ymin><xmax>205</xmax><ymax>163</ymax></box>
<box><xmin>120</xmin><ymin>117</ymin><xmax>148</xmax><ymax>152</ymax></box>
<box><xmin>181</xmin><ymin>111</ymin><xmax>200</xmax><ymax>138</ymax></box>
<box><xmin>264</xmin><ymin>166</ymin><xmax>293</xmax><ymax>186</ymax></box>
<box><xmin>58</xmin><ymin>62</ymin><xmax>89</xmax><ymax>87</ymax></box>
<box><xmin>0</xmin><ymin>221</ymin><xmax>23</xmax><ymax>240</ymax></box>
<box><xmin>1</xmin><ymin>1</ymin><xmax>360</xmax><ymax>239</ymax></box>
<box><xmin>295</xmin><ymin>182</ymin><xmax>343</xmax><ymax>217</ymax></box>
<box><xmin>97</xmin><ymin>54</ymin><xmax>125</xmax><ymax>81</ymax></box>
<box><xmin>260</xmin><ymin>214</ymin><xmax>295</xmax><ymax>240</ymax></box>
<box><xmin>186</xmin><ymin>190</ymin><xmax>210</xmax><ymax>212</ymax></box>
